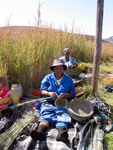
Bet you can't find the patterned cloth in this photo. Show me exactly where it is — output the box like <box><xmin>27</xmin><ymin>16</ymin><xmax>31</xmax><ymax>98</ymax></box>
<box><xmin>1</xmin><ymin>97</ymin><xmax>113</xmax><ymax>150</ymax></box>
<box><xmin>93</xmin><ymin>112</ymin><xmax>113</xmax><ymax>132</ymax></box>
<box><xmin>89</xmin><ymin>97</ymin><xmax>113</xmax><ymax>132</ymax></box>
<box><xmin>11</xmin><ymin>111</ymin><xmax>113</xmax><ymax>150</ymax></box>
<box><xmin>12</xmin><ymin>124</ymin><xmax>77</xmax><ymax>150</ymax></box>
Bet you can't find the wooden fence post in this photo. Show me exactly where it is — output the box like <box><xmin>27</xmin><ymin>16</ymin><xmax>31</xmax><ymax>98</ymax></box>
<box><xmin>91</xmin><ymin>0</ymin><xmax>104</xmax><ymax>96</ymax></box>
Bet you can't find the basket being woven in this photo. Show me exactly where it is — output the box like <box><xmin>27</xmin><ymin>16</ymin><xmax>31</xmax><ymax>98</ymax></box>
<box><xmin>67</xmin><ymin>67</ymin><xmax>82</xmax><ymax>76</ymax></box>
<box><xmin>55</xmin><ymin>98</ymin><xmax>67</xmax><ymax>108</ymax></box>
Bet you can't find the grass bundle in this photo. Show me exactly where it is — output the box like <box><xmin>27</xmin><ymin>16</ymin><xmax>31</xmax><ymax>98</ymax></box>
<box><xmin>0</xmin><ymin>110</ymin><xmax>35</xmax><ymax>150</ymax></box>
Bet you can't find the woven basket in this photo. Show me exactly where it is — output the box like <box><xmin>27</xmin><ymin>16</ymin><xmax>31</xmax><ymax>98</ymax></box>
<box><xmin>67</xmin><ymin>98</ymin><xmax>94</xmax><ymax>121</ymax></box>
<box><xmin>75</xmin><ymin>86</ymin><xmax>85</xmax><ymax>97</ymax></box>
<box><xmin>68</xmin><ymin>67</ymin><xmax>82</xmax><ymax>76</ymax></box>
<box><xmin>55</xmin><ymin>98</ymin><xmax>67</xmax><ymax>108</ymax></box>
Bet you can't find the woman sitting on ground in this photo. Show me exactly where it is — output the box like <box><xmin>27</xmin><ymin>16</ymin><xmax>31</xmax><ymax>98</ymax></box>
<box><xmin>59</xmin><ymin>48</ymin><xmax>78</xmax><ymax>71</ymax></box>
<box><xmin>30</xmin><ymin>59</ymin><xmax>76</xmax><ymax>142</ymax></box>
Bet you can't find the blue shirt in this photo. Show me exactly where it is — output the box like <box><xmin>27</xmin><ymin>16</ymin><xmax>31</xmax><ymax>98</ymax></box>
<box><xmin>40</xmin><ymin>73</ymin><xmax>76</xmax><ymax>100</ymax></box>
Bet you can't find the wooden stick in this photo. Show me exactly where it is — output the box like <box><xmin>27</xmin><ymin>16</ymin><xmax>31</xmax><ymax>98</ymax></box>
<box><xmin>9</xmin><ymin>97</ymin><xmax>52</xmax><ymax>109</ymax></box>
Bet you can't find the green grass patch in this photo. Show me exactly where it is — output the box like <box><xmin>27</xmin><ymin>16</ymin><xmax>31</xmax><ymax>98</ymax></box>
<box><xmin>104</xmin><ymin>133</ymin><xmax>113</xmax><ymax>150</ymax></box>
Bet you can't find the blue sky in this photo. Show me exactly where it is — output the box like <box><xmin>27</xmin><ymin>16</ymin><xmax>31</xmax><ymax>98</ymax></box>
<box><xmin>0</xmin><ymin>0</ymin><xmax>112</xmax><ymax>39</ymax></box>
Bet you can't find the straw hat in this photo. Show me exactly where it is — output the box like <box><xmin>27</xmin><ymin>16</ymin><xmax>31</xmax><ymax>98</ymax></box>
<box><xmin>75</xmin><ymin>86</ymin><xmax>85</xmax><ymax>97</ymax></box>
<box><xmin>50</xmin><ymin>59</ymin><xmax>67</xmax><ymax>71</ymax></box>
<box><xmin>67</xmin><ymin>98</ymin><xmax>94</xmax><ymax>121</ymax></box>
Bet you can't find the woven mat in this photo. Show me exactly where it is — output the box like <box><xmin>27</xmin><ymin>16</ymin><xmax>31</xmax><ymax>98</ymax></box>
<box><xmin>11</xmin><ymin>124</ymin><xmax>77</xmax><ymax>150</ymax></box>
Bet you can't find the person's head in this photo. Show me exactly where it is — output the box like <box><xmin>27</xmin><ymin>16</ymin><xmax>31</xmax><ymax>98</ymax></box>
<box><xmin>50</xmin><ymin>59</ymin><xmax>67</xmax><ymax>77</ymax></box>
<box><xmin>63</xmin><ymin>48</ymin><xmax>70</xmax><ymax>57</ymax></box>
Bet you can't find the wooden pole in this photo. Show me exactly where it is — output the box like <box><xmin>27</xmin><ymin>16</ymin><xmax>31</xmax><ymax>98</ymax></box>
<box><xmin>91</xmin><ymin>0</ymin><xmax>104</xmax><ymax>96</ymax></box>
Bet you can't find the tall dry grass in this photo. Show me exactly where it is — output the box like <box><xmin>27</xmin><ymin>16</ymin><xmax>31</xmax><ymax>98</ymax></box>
<box><xmin>0</xmin><ymin>26</ymin><xmax>113</xmax><ymax>96</ymax></box>
<box><xmin>101</xmin><ymin>44</ymin><xmax>113</xmax><ymax>61</ymax></box>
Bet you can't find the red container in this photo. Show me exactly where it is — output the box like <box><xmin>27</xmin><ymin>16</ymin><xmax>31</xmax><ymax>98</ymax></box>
<box><xmin>0</xmin><ymin>87</ymin><xmax>10</xmax><ymax>111</ymax></box>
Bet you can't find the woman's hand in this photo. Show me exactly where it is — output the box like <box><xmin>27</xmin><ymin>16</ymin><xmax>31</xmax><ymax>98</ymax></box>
<box><xmin>49</xmin><ymin>92</ymin><xmax>58</xmax><ymax>99</ymax></box>
<box><xmin>60</xmin><ymin>93</ymin><xmax>68</xmax><ymax>99</ymax></box>
<box><xmin>41</xmin><ymin>90</ymin><xmax>58</xmax><ymax>99</ymax></box>
<box><xmin>60</xmin><ymin>93</ymin><xmax>74</xmax><ymax>99</ymax></box>
<box><xmin>71</xmin><ymin>65</ymin><xmax>76</xmax><ymax>69</ymax></box>
<box><xmin>68</xmin><ymin>66</ymin><xmax>71</xmax><ymax>69</ymax></box>
<box><xmin>68</xmin><ymin>65</ymin><xmax>76</xmax><ymax>69</ymax></box>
